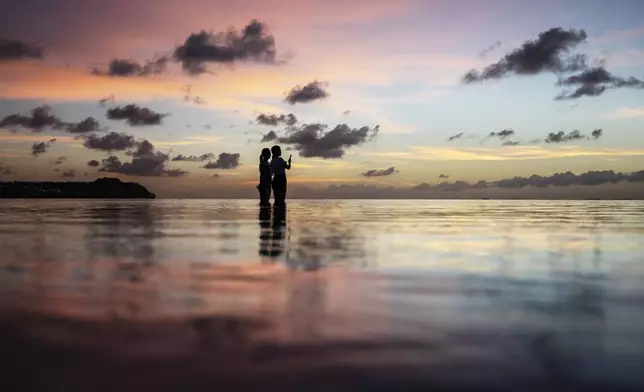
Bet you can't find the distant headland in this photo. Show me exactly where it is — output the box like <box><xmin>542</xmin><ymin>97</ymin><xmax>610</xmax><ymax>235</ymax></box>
<box><xmin>0</xmin><ymin>178</ymin><xmax>155</xmax><ymax>199</ymax></box>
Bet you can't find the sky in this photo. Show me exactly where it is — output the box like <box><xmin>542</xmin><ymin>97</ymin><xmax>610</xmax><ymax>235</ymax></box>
<box><xmin>1</xmin><ymin>0</ymin><xmax>644</xmax><ymax>198</ymax></box>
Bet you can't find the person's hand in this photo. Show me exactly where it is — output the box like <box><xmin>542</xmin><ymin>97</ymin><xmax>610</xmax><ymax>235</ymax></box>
<box><xmin>288</xmin><ymin>155</ymin><xmax>292</xmax><ymax>163</ymax></box>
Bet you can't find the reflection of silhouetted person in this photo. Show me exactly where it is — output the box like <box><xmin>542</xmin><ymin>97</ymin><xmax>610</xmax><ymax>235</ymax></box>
<box><xmin>257</xmin><ymin>148</ymin><xmax>272</xmax><ymax>207</ymax></box>
<box><xmin>258</xmin><ymin>207</ymin><xmax>272</xmax><ymax>258</ymax></box>
<box><xmin>270</xmin><ymin>207</ymin><xmax>286</xmax><ymax>258</ymax></box>
<box><xmin>270</xmin><ymin>145</ymin><xmax>291</xmax><ymax>207</ymax></box>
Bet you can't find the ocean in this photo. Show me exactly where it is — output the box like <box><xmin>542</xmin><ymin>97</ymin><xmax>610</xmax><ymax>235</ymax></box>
<box><xmin>1</xmin><ymin>199</ymin><xmax>643</xmax><ymax>391</ymax></box>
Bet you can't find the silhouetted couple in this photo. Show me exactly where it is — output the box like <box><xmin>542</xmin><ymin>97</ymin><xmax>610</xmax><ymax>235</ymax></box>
<box><xmin>257</xmin><ymin>145</ymin><xmax>291</xmax><ymax>208</ymax></box>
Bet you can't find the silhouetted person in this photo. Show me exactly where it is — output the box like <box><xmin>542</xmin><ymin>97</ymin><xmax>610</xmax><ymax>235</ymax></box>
<box><xmin>257</xmin><ymin>148</ymin><xmax>272</xmax><ymax>207</ymax></box>
<box><xmin>258</xmin><ymin>207</ymin><xmax>272</xmax><ymax>258</ymax></box>
<box><xmin>270</xmin><ymin>145</ymin><xmax>291</xmax><ymax>207</ymax></box>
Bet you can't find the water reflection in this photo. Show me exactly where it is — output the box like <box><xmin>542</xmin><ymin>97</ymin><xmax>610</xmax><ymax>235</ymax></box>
<box><xmin>0</xmin><ymin>200</ymin><xmax>644</xmax><ymax>390</ymax></box>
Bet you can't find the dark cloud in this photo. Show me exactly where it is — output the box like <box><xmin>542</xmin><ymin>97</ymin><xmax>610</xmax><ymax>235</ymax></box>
<box><xmin>502</xmin><ymin>140</ymin><xmax>521</xmax><ymax>146</ymax></box>
<box><xmin>485</xmin><ymin>129</ymin><xmax>515</xmax><ymax>141</ymax></box>
<box><xmin>65</xmin><ymin>117</ymin><xmax>102</xmax><ymax>133</ymax></box>
<box><xmin>285</xmin><ymin>81</ymin><xmax>329</xmax><ymax>104</ymax></box>
<box><xmin>0</xmin><ymin>105</ymin><xmax>62</xmax><ymax>131</ymax></box>
<box><xmin>260</xmin><ymin>130</ymin><xmax>279</xmax><ymax>143</ymax></box>
<box><xmin>87</xmin><ymin>160</ymin><xmax>100</xmax><ymax>167</ymax></box>
<box><xmin>447</xmin><ymin>132</ymin><xmax>464</xmax><ymax>142</ymax></box>
<box><xmin>544</xmin><ymin>130</ymin><xmax>586</xmax><ymax>144</ymax></box>
<box><xmin>99</xmin><ymin>140</ymin><xmax>187</xmax><ymax>177</ymax></box>
<box><xmin>438</xmin><ymin>174</ymin><xmax>450</xmax><ymax>179</ymax></box>
<box><xmin>31</xmin><ymin>138</ymin><xmax>56</xmax><ymax>156</ymax></box>
<box><xmin>83</xmin><ymin>132</ymin><xmax>137</xmax><ymax>151</ymax></box>
<box><xmin>478</xmin><ymin>41</ymin><xmax>501</xmax><ymax>58</ymax></box>
<box><xmin>171</xmin><ymin>153</ymin><xmax>215</xmax><ymax>162</ymax></box>
<box><xmin>173</xmin><ymin>19</ymin><xmax>279</xmax><ymax>75</ymax></box>
<box><xmin>106</xmin><ymin>104</ymin><xmax>167</xmax><ymax>126</ymax></box>
<box><xmin>414</xmin><ymin>169</ymin><xmax>644</xmax><ymax>191</ymax></box>
<box><xmin>256</xmin><ymin>113</ymin><xmax>297</xmax><ymax>126</ymax></box>
<box><xmin>0</xmin><ymin>38</ymin><xmax>44</xmax><ymax>61</ymax></box>
<box><xmin>0</xmin><ymin>106</ymin><xmax>103</xmax><ymax>133</ymax></box>
<box><xmin>91</xmin><ymin>57</ymin><xmax>168</xmax><ymax>77</ymax></box>
<box><xmin>591</xmin><ymin>129</ymin><xmax>603</xmax><ymax>139</ymax></box>
<box><xmin>54</xmin><ymin>156</ymin><xmax>67</xmax><ymax>165</ymax></box>
<box><xmin>60</xmin><ymin>169</ymin><xmax>76</xmax><ymax>178</ymax></box>
<box><xmin>361</xmin><ymin>167</ymin><xmax>397</xmax><ymax>177</ymax></box>
<box><xmin>555</xmin><ymin>66</ymin><xmax>644</xmax><ymax>100</ymax></box>
<box><xmin>463</xmin><ymin>28</ymin><xmax>587</xmax><ymax>83</ymax></box>
<box><xmin>203</xmin><ymin>153</ymin><xmax>241</xmax><ymax>169</ymax></box>
<box><xmin>277</xmin><ymin>123</ymin><xmax>379</xmax><ymax>159</ymax></box>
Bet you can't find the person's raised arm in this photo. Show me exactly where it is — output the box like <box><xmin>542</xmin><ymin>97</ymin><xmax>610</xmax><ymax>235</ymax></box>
<box><xmin>285</xmin><ymin>155</ymin><xmax>292</xmax><ymax>170</ymax></box>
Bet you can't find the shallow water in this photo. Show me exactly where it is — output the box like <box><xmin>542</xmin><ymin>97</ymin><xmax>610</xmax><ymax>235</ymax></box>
<box><xmin>1</xmin><ymin>199</ymin><xmax>644</xmax><ymax>391</ymax></box>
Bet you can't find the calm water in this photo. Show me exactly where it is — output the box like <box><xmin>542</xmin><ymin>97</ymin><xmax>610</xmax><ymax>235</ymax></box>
<box><xmin>1</xmin><ymin>199</ymin><xmax>644</xmax><ymax>391</ymax></box>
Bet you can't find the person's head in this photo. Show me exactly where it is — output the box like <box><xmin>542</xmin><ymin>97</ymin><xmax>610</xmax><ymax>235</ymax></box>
<box><xmin>271</xmin><ymin>145</ymin><xmax>282</xmax><ymax>157</ymax></box>
<box><xmin>261</xmin><ymin>148</ymin><xmax>271</xmax><ymax>160</ymax></box>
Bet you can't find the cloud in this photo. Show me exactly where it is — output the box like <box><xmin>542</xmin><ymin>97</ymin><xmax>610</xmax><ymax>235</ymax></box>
<box><xmin>0</xmin><ymin>105</ymin><xmax>103</xmax><ymax>133</ymax></box>
<box><xmin>173</xmin><ymin>19</ymin><xmax>280</xmax><ymax>75</ymax></box>
<box><xmin>0</xmin><ymin>38</ymin><xmax>44</xmax><ymax>61</ymax></box>
<box><xmin>478</xmin><ymin>41</ymin><xmax>501</xmax><ymax>58</ymax></box>
<box><xmin>463</xmin><ymin>27</ymin><xmax>587</xmax><ymax>83</ymax></box>
<box><xmin>343</xmin><ymin>110</ymin><xmax>351</xmax><ymax>115</ymax></box>
<box><xmin>544</xmin><ymin>130</ymin><xmax>586</xmax><ymax>143</ymax></box>
<box><xmin>54</xmin><ymin>156</ymin><xmax>67</xmax><ymax>165</ymax></box>
<box><xmin>83</xmin><ymin>132</ymin><xmax>137</xmax><ymax>151</ymax></box>
<box><xmin>481</xmin><ymin>128</ymin><xmax>515</xmax><ymax>144</ymax></box>
<box><xmin>256</xmin><ymin>113</ymin><xmax>297</xmax><ymax>126</ymax></box>
<box><xmin>60</xmin><ymin>169</ymin><xmax>76</xmax><ymax>178</ymax></box>
<box><xmin>91</xmin><ymin>57</ymin><xmax>168</xmax><ymax>77</ymax></box>
<box><xmin>99</xmin><ymin>140</ymin><xmax>187</xmax><ymax>177</ymax></box>
<box><xmin>260</xmin><ymin>130</ymin><xmax>279</xmax><ymax>143</ymax></box>
<box><xmin>591</xmin><ymin>129</ymin><xmax>603</xmax><ymax>139</ymax></box>
<box><xmin>171</xmin><ymin>153</ymin><xmax>215</xmax><ymax>162</ymax></box>
<box><xmin>502</xmin><ymin>140</ymin><xmax>520</xmax><ymax>146</ymax></box>
<box><xmin>361</xmin><ymin>166</ymin><xmax>397</xmax><ymax>177</ymax></box>
<box><xmin>414</xmin><ymin>169</ymin><xmax>644</xmax><ymax>191</ymax></box>
<box><xmin>65</xmin><ymin>117</ymin><xmax>102</xmax><ymax>133</ymax></box>
<box><xmin>0</xmin><ymin>162</ymin><xmax>16</xmax><ymax>176</ymax></box>
<box><xmin>0</xmin><ymin>105</ymin><xmax>62</xmax><ymax>131</ymax></box>
<box><xmin>438</xmin><ymin>174</ymin><xmax>450</xmax><ymax>179</ymax></box>
<box><xmin>106</xmin><ymin>104</ymin><xmax>167</xmax><ymax>126</ymax></box>
<box><xmin>278</xmin><ymin>123</ymin><xmax>379</xmax><ymax>159</ymax></box>
<box><xmin>285</xmin><ymin>81</ymin><xmax>329</xmax><ymax>104</ymax></box>
<box><xmin>98</xmin><ymin>94</ymin><xmax>115</xmax><ymax>107</ymax></box>
<box><xmin>555</xmin><ymin>66</ymin><xmax>644</xmax><ymax>100</ymax></box>
<box><xmin>447</xmin><ymin>132</ymin><xmax>464</xmax><ymax>142</ymax></box>
<box><xmin>203</xmin><ymin>153</ymin><xmax>241</xmax><ymax>169</ymax></box>
<box><xmin>31</xmin><ymin>138</ymin><xmax>56</xmax><ymax>156</ymax></box>
<box><xmin>368</xmin><ymin>144</ymin><xmax>643</xmax><ymax>162</ymax></box>
<box><xmin>87</xmin><ymin>159</ymin><xmax>100</xmax><ymax>167</ymax></box>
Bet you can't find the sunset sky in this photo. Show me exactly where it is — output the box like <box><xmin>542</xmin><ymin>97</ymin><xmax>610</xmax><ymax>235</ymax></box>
<box><xmin>1</xmin><ymin>0</ymin><xmax>644</xmax><ymax>197</ymax></box>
